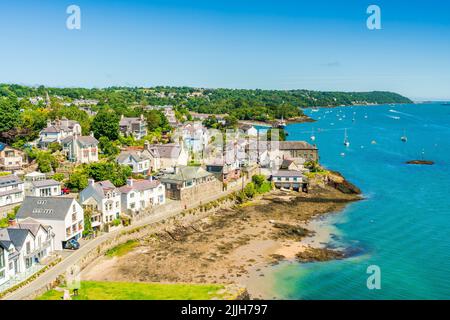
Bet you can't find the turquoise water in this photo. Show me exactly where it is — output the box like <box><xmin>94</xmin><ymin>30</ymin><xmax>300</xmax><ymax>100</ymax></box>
<box><xmin>272</xmin><ymin>103</ymin><xmax>450</xmax><ymax>300</ymax></box>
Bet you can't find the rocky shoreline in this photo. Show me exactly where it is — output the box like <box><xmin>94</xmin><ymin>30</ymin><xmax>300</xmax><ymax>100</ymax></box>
<box><xmin>81</xmin><ymin>172</ymin><xmax>362</xmax><ymax>299</ymax></box>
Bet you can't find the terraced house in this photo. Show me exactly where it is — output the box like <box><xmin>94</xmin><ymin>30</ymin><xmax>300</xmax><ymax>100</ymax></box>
<box><xmin>0</xmin><ymin>218</ymin><xmax>55</xmax><ymax>288</ymax></box>
<box><xmin>119</xmin><ymin>178</ymin><xmax>165</xmax><ymax>214</ymax></box>
<box><xmin>79</xmin><ymin>180</ymin><xmax>121</xmax><ymax>230</ymax></box>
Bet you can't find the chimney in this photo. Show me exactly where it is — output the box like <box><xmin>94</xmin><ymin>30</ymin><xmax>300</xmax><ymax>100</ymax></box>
<box><xmin>88</xmin><ymin>179</ymin><xmax>95</xmax><ymax>186</ymax></box>
<box><xmin>90</xmin><ymin>131</ymin><xmax>94</xmax><ymax>137</ymax></box>
<box><xmin>127</xmin><ymin>178</ymin><xmax>134</xmax><ymax>187</ymax></box>
<box><xmin>121</xmin><ymin>115</ymin><xmax>124</xmax><ymax>120</ymax></box>
<box><xmin>8</xmin><ymin>218</ymin><xmax>17</xmax><ymax>227</ymax></box>
<box><xmin>140</xmin><ymin>114</ymin><xmax>144</xmax><ymax>121</ymax></box>
<box><xmin>144</xmin><ymin>140</ymin><xmax>150</xmax><ymax>151</ymax></box>
<box><xmin>47</xmin><ymin>119</ymin><xmax>52</xmax><ymax>127</ymax></box>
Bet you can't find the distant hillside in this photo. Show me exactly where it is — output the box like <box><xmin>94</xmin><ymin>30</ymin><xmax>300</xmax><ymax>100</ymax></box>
<box><xmin>0</xmin><ymin>84</ymin><xmax>412</xmax><ymax>122</ymax></box>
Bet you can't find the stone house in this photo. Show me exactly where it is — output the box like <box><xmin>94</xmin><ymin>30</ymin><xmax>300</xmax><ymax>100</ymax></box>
<box><xmin>159</xmin><ymin>166</ymin><xmax>222</xmax><ymax>202</ymax></box>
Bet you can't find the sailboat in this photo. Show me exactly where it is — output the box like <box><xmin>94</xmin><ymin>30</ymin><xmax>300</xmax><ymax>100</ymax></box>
<box><xmin>277</xmin><ymin>115</ymin><xmax>287</xmax><ymax>129</ymax></box>
<box><xmin>401</xmin><ymin>129</ymin><xmax>408</xmax><ymax>142</ymax></box>
<box><xmin>343</xmin><ymin>128</ymin><xmax>350</xmax><ymax>147</ymax></box>
<box><xmin>310</xmin><ymin>128</ymin><xmax>316</xmax><ymax>141</ymax></box>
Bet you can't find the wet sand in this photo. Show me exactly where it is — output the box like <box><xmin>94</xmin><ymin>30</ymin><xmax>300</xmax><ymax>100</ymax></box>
<box><xmin>81</xmin><ymin>183</ymin><xmax>361</xmax><ymax>299</ymax></box>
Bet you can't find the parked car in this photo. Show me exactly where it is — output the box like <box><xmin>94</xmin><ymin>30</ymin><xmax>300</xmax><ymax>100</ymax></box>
<box><xmin>62</xmin><ymin>187</ymin><xmax>71</xmax><ymax>195</ymax></box>
<box><xmin>64</xmin><ymin>239</ymin><xmax>80</xmax><ymax>250</ymax></box>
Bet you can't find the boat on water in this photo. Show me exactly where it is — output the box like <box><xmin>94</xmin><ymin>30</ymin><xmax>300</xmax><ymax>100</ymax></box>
<box><xmin>311</xmin><ymin>108</ymin><xmax>320</xmax><ymax>112</ymax></box>
<box><xmin>310</xmin><ymin>128</ymin><xmax>316</xmax><ymax>141</ymax></box>
<box><xmin>343</xmin><ymin>128</ymin><xmax>350</xmax><ymax>147</ymax></box>
<box><xmin>401</xmin><ymin>130</ymin><xmax>408</xmax><ymax>142</ymax></box>
<box><xmin>277</xmin><ymin>116</ymin><xmax>287</xmax><ymax>129</ymax></box>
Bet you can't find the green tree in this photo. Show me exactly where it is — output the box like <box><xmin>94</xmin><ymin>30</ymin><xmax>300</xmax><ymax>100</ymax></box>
<box><xmin>36</xmin><ymin>151</ymin><xmax>59</xmax><ymax>173</ymax></box>
<box><xmin>48</xmin><ymin>142</ymin><xmax>62</xmax><ymax>153</ymax></box>
<box><xmin>91</xmin><ymin>109</ymin><xmax>119</xmax><ymax>140</ymax></box>
<box><xmin>99</xmin><ymin>137</ymin><xmax>120</xmax><ymax>157</ymax></box>
<box><xmin>0</xmin><ymin>98</ymin><xmax>20</xmax><ymax>134</ymax></box>
<box><xmin>67</xmin><ymin>171</ymin><xmax>89</xmax><ymax>192</ymax></box>
<box><xmin>85</xmin><ymin>162</ymin><xmax>132</xmax><ymax>187</ymax></box>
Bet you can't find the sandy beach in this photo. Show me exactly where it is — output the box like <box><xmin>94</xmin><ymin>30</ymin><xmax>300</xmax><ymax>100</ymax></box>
<box><xmin>81</xmin><ymin>179</ymin><xmax>361</xmax><ymax>299</ymax></box>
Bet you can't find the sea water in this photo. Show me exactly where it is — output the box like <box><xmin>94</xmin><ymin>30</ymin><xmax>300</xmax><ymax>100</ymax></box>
<box><xmin>270</xmin><ymin>103</ymin><xmax>450</xmax><ymax>299</ymax></box>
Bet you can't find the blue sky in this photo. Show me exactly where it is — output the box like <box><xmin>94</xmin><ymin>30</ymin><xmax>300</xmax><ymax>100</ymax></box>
<box><xmin>0</xmin><ymin>0</ymin><xmax>450</xmax><ymax>100</ymax></box>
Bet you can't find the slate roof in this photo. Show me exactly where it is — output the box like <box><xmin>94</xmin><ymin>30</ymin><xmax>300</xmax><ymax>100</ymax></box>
<box><xmin>31</xmin><ymin>179</ymin><xmax>61</xmax><ymax>188</ymax></box>
<box><xmin>0</xmin><ymin>228</ymin><xmax>32</xmax><ymax>251</ymax></box>
<box><xmin>272</xmin><ymin>170</ymin><xmax>304</xmax><ymax>178</ymax></box>
<box><xmin>16</xmin><ymin>196</ymin><xmax>75</xmax><ymax>221</ymax></box>
<box><xmin>117</xmin><ymin>150</ymin><xmax>154</xmax><ymax>164</ymax></box>
<box><xmin>119</xmin><ymin>179</ymin><xmax>161</xmax><ymax>194</ymax></box>
<box><xmin>61</xmin><ymin>135</ymin><xmax>98</xmax><ymax>146</ymax></box>
<box><xmin>17</xmin><ymin>217</ymin><xmax>49</xmax><ymax>236</ymax></box>
<box><xmin>0</xmin><ymin>175</ymin><xmax>23</xmax><ymax>188</ymax></box>
<box><xmin>148</xmin><ymin>144</ymin><xmax>182</xmax><ymax>159</ymax></box>
<box><xmin>279</xmin><ymin>141</ymin><xmax>317</xmax><ymax>150</ymax></box>
<box><xmin>41</xmin><ymin>119</ymin><xmax>79</xmax><ymax>134</ymax></box>
<box><xmin>160</xmin><ymin>166</ymin><xmax>213</xmax><ymax>184</ymax></box>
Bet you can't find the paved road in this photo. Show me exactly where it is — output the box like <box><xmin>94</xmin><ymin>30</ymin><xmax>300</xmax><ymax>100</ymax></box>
<box><xmin>2</xmin><ymin>184</ymin><xmax>244</xmax><ymax>300</ymax></box>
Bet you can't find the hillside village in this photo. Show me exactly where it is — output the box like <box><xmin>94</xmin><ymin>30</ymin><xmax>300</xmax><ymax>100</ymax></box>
<box><xmin>0</xmin><ymin>88</ymin><xmax>321</xmax><ymax>294</ymax></box>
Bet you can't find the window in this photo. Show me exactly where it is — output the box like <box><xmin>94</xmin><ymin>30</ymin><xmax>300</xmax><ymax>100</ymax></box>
<box><xmin>0</xmin><ymin>248</ymin><xmax>4</xmax><ymax>268</ymax></box>
<box><xmin>66</xmin><ymin>227</ymin><xmax>71</xmax><ymax>237</ymax></box>
<box><xmin>72</xmin><ymin>212</ymin><xmax>77</xmax><ymax>222</ymax></box>
<box><xmin>26</xmin><ymin>242</ymin><xmax>31</xmax><ymax>255</ymax></box>
<box><xmin>130</xmin><ymin>193</ymin><xmax>134</xmax><ymax>198</ymax></box>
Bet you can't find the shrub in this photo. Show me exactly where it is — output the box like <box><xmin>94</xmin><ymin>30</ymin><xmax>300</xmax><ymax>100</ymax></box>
<box><xmin>251</xmin><ymin>174</ymin><xmax>265</xmax><ymax>188</ymax></box>
<box><xmin>52</xmin><ymin>173</ymin><xmax>65</xmax><ymax>182</ymax></box>
<box><xmin>244</xmin><ymin>182</ymin><xmax>256</xmax><ymax>199</ymax></box>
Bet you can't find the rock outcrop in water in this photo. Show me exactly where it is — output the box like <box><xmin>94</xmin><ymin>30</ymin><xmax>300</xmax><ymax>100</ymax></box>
<box><xmin>406</xmin><ymin>160</ymin><xmax>434</xmax><ymax>165</ymax></box>
<box><xmin>327</xmin><ymin>171</ymin><xmax>362</xmax><ymax>195</ymax></box>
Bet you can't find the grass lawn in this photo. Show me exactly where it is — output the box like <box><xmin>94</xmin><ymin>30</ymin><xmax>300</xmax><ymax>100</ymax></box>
<box><xmin>37</xmin><ymin>281</ymin><xmax>227</xmax><ymax>300</ymax></box>
<box><xmin>105</xmin><ymin>240</ymin><xmax>139</xmax><ymax>257</ymax></box>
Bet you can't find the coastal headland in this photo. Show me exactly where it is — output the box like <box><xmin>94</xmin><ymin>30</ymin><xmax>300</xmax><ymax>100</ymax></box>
<box><xmin>81</xmin><ymin>171</ymin><xmax>361</xmax><ymax>299</ymax></box>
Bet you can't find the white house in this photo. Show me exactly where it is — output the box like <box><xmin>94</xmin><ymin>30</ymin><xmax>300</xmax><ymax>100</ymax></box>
<box><xmin>79</xmin><ymin>180</ymin><xmax>121</xmax><ymax>230</ymax></box>
<box><xmin>61</xmin><ymin>134</ymin><xmax>99</xmax><ymax>164</ymax></box>
<box><xmin>118</xmin><ymin>178</ymin><xmax>165</xmax><ymax>214</ymax></box>
<box><xmin>116</xmin><ymin>145</ymin><xmax>159</xmax><ymax>175</ymax></box>
<box><xmin>0</xmin><ymin>143</ymin><xmax>26</xmax><ymax>172</ymax></box>
<box><xmin>0</xmin><ymin>175</ymin><xmax>25</xmax><ymax>212</ymax></box>
<box><xmin>16</xmin><ymin>197</ymin><xmax>84</xmax><ymax>250</ymax></box>
<box><xmin>0</xmin><ymin>241</ymin><xmax>11</xmax><ymax>286</ymax></box>
<box><xmin>239</xmin><ymin>124</ymin><xmax>258</xmax><ymax>137</ymax></box>
<box><xmin>0</xmin><ymin>219</ymin><xmax>54</xmax><ymax>286</ymax></box>
<box><xmin>146</xmin><ymin>143</ymin><xmax>188</xmax><ymax>171</ymax></box>
<box><xmin>39</xmin><ymin>118</ymin><xmax>82</xmax><ymax>148</ymax></box>
<box><xmin>26</xmin><ymin>179</ymin><xmax>62</xmax><ymax>197</ymax></box>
